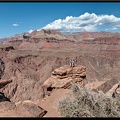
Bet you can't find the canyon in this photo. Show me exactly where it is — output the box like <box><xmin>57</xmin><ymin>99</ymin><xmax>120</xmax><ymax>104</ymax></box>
<box><xmin>0</xmin><ymin>29</ymin><xmax>120</xmax><ymax>117</ymax></box>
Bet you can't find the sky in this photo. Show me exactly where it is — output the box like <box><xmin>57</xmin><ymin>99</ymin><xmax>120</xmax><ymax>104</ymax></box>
<box><xmin>0</xmin><ymin>2</ymin><xmax>120</xmax><ymax>38</ymax></box>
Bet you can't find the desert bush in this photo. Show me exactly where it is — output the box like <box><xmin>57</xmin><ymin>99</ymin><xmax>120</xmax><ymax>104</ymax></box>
<box><xmin>58</xmin><ymin>82</ymin><xmax>120</xmax><ymax>117</ymax></box>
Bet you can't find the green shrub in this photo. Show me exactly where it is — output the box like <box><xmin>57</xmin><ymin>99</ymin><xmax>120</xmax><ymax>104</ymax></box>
<box><xmin>58</xmin><ymin>82</ymin><xmax>120</xmax><ymax>117</ymax></box>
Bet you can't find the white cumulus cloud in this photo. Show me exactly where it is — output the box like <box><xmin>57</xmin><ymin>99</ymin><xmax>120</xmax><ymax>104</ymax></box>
<box><xmin>41</xmin><ymin>12</ymin><xmax>120</xmax><ymax>32</ymax></box>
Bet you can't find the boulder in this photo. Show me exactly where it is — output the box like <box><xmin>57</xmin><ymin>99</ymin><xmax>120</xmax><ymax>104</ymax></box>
<box><xmin>15</xmin><ymin>100</ymin><xmax>47</xmax><ymax>117</ymax></box>
<box><xmin>0</xmin><ymin>100</ymin><xmax>47</xmax><ymax>117</ymax></box>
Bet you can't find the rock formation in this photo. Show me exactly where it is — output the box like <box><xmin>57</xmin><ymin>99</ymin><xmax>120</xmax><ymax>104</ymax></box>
<box><xmin>42</xmin><ymin>65</ymin><xmax>87</xmax><ymax>96</ymax></box>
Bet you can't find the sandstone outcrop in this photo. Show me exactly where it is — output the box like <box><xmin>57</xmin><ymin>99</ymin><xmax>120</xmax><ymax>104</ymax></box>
<box><xmin>42</xmin><ymin>65</ymin><xmax>87</xmax><ymax>96</ymax></box>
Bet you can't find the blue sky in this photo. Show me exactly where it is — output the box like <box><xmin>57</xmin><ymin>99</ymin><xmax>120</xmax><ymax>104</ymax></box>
<box><xmin>0</xmin><ymin>2</ymin><xmax>120</xmax><ymax>38</ymax></box>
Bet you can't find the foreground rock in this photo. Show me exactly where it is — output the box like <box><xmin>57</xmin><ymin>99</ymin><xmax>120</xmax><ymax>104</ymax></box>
<box><xmin>0</xmin><ymin>100</ymin><xmax>47</xmax><ymax>117</ymax></box>
<box><xmin>42</xmin><ymin>65</ymin><xmax>87</xmax><ymax>96</ymax></box>
<box><xmin>15</xmin><ymin>100</ymin><xmax>47</xmax><ymax>117</ymax></box>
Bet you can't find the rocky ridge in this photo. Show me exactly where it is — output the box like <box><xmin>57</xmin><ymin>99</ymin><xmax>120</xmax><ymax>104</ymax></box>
<box><xmin>0</xmin><ymin>61</ymin><xmax>88</xmax><ymax>117</ymax></box>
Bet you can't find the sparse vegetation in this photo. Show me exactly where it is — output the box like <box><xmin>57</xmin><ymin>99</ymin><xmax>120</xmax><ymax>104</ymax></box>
<box><xmin>58</xmin><ymin>82</ymin><xmax>120</xmax><ymax>117</ymax></box>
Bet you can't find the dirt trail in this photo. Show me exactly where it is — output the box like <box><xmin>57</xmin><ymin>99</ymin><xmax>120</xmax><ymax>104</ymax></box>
<box><xmin>37</xmin><ymin>88</ymin><xmax>71</xmax><ymax>117</ymax></box>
